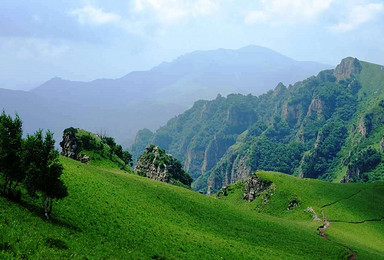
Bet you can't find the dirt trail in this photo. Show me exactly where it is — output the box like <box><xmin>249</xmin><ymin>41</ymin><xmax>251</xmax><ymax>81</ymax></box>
<box><xmin>317</xmin><ymin>208</ymin><xmax>331</xmax><ymax>239</ymax></box>
<box><xmin>314</xmin><ymin>187</ymin><xmax>384</xmax><ymax>259</ymax></box>
<box><xmin>317</xmin><ymin>206</ymin><xmax>358</xmax><ymax>259</ymax></box>
<box><xmin>315</xmin><ymin>190</ymin><xmax>364</xmax><ymax>259</ymax></box>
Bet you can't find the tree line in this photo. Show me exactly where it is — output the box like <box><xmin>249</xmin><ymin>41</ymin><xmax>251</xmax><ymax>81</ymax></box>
<box><xmin>0</xmin><ymin>111</ymin><xmax>67</xmax><ymax>219</ymax></box>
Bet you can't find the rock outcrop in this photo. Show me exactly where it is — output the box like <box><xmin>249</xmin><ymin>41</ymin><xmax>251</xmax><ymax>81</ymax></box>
<box><xmin>206</xmin><ymin>150</ymin><xmax>253</xmax><ymax>195</ymax></box>
<box><xmin>60</xmin><ymin>127</ymin><xmax>79</xmax><ymax>159</ymax></box>
<box><xmin>135</xmin><ymin>145</ymin><xmax>193</xmax><ymax>187</ymax></box>
<box><xmin>307</xmin><ymin>98</ymin><xmax>324</xmax><ymax>119</ymax></box>
<box><xmin>357</xmin><ymin>113</ymin><xmax>375</xmax><ymax>138</ymax></box>
<box><xmin>282</xmin><ymin>101</ymin><xmax>303</xmax><ymax>126</ymax></box>
<box><xmin>341</xmin><ymin>165</ymin><xmax>360</xmax><ymax>183</ymax></box>
<box><xmin>60</xmin><ymin>127</ymin><xmax>90</xmax><ymax>163</ymax></box>
<box><xmin>341</xmin><ymin>148</ymin><xmax>381</xmax><ymax>183</ymax></box>
<box><xmin>135</xmin><ymin>145</ymin><xmax>169</xmax><ymax>182</ymax></box>
<box><xmin>333</xmin><ymin>57</ymin><xmax>361</xmax><ymax>81</ymax></box>
<box><xmin>243</xmin><ymin>175</ymin><xmax>272</xmax><ymax>202</ymax></box>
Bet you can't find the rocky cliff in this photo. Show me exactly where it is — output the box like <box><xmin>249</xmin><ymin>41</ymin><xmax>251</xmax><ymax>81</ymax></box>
<box><xmin>132</xmin><ymin>58</ymin><xmax>384</xmax><ymax>193</ymax></box>
<box><xmin>135</xmin><ymin>145</ymin><xmax>193</xmax><ymax>187</ymax></box>
<box><xmin>60</xmin><ymin>127</ymin><xmax>89</xmax><ymax>163</ymax></box>
<box><xmin>333</xmin><ymin>57</ymin><xmax>362</xmax><ymax>81</ymax></box>
<box><xmin>60</xmin><ymin>127</ymin><xmax>79</xmax><ymax>159</ymax></box>
<box><xmin>243</xmin><ymin>175</ymin><xmax>273</xmax><ymax>202</ymax></box>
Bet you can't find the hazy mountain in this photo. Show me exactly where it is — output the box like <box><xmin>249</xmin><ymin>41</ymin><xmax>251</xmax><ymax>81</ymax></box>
<box><xmin>2</xmin><ymin>45</ymin><xmax>330</xmax><ymax>146</ymax></box>
<box><xmin>32</xmin><ymin>45</ymin><xmax>330</xmax><ymax>107</ymax></box>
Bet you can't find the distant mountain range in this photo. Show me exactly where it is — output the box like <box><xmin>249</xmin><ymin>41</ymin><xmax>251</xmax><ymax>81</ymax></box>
<box><xmin>1</xmin><ymin>45</ymin><xmax>330</xmax><ymax>146</ymax></box>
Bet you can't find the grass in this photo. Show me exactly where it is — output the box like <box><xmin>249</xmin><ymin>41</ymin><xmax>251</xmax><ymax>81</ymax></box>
<box><xmin>326</xmin><ymin>222</ymin><xmax>384</xmax><ymax>260</ymax></box>
<box><xmin>219</xmin><ymin>171</ymin><xmax>384</xmax><ymax>259</ymax></box>
<box><xmin>0</xmin><ymin>158</ymin><xmax>352</xmax><ymax>259</ymax></box>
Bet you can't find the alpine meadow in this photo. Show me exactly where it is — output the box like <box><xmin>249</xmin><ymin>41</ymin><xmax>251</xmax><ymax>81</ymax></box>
<box><xmin>1</xmin><ymin>1</ymin><xmax>384</xmax><ymax>259</ymax></box>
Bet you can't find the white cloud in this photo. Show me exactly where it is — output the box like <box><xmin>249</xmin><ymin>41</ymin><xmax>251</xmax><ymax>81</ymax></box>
<box><xmin>70</xmin><ymin>5</ymin><xmax>121</xmax><ymax>25</ymax></box>
<box><xmin>329</xmin><ymin>2</ymin><xmax>383</xmax><ymax>32</ymax></box>
<box><xmin>134</xmin><ymin>0</ymin><xmax>219</xmax><ymax>23</ymax></box>
<box><xmin>245</xmin><ymin>0</ymin><xmax>334</xmax><ymax>25</ymax></box>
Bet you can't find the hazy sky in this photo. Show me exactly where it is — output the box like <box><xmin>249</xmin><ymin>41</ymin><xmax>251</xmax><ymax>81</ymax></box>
<box><xmin>1</xmin><ymin>0</ymin><xmax>384</xmax><ymax>89</ymax></box>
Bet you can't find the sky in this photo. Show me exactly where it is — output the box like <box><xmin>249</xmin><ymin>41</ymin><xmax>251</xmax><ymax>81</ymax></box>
<box><xmin>1</xmin><ymin>0</ymin><xmax>384</xmax><ymax>90</ymax></box>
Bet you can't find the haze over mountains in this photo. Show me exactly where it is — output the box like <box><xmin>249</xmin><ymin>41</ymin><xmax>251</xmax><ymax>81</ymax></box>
<box><xmin>1</xmin><ymin>45</ymin><xmax>330</xmax><ymax>146</ymax></box>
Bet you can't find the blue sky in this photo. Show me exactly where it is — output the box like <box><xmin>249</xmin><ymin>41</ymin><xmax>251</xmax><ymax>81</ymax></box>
<box><xmin>1</xmin><ymin>0</ymin><xmax>384</xmax><ymax>89</ymax></box>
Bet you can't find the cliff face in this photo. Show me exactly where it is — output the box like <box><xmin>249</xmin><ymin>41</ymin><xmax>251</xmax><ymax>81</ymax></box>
<box><xmin>60</xmin><ymin>128</ymin><xmax>79</xmax><ymax>159</ymax></box>
<box><xmin>341</xmin><ymin>165</ymin><xmax>360</xmax><ymax>183</ymax></box>
<box><xmin>307</xmin><ymin>98</ymin><xmax>324</xmax><ymax>120</ymax></box>
<box><xmin>135</xmin><ymin>145</ymin><xmax>170</xmax><ymax>183</ymax></box>
<box><xmin>135</xmin><ymin>145</ymin><xmax>193</xmax><ymax>187</ymax></box>
<box><xmin>60</xmin><ymin>127</ymin><xmax>89</xmax><ymax>163</ymax></box>
<box><xmin>132</xmin><ymin>57</ymin><xmax>384</xmax><ymax>192</ymax></box>
<box><xmin>282</xmin><ymin>102</ymin><xmax>303</xmax><ymax>126</ymax></box>
<box><xmin>333</xmin><ymin>57</ymin><xmax>362</xmax><ymax>81</ymax></box>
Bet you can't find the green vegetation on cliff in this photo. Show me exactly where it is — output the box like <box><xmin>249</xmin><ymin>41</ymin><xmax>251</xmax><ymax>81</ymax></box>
<box><xmin>135</xmin><ymin>144</ymin><xmax>193</xmax><ymax>187</ymax></box>
<box><xmin>132</xmin><ymin>58</ymin><xmax>384</xmax><ymax>193</ymax></box>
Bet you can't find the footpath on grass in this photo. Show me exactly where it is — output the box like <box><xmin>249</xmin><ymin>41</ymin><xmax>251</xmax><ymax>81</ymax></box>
<box><xmin>316</xmin><ymin>187</ymin><xmax>384</xmax><ymax>259</ymax></box>
<box><xmin>316</xmin><ymin>190</ymin><xmax>362</xmax><ymax>260</ymax></box>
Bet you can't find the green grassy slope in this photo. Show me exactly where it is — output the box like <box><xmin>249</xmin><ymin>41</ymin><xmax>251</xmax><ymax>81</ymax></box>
<box><xmin>1</xmin><ymin>157</ymin><xmax>351</xmax><ymax>259</ymax></box>
<box><xmin>219</xmin><ymin>171</ymin><xmax>384</xmax><ymax>259</ymax></box>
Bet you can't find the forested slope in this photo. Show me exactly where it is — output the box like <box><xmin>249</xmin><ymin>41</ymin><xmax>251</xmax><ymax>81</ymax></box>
<box><xmin>132</xmin><ymin>58</ymin><xmax>384</xmax><ymax>193</ymax></box>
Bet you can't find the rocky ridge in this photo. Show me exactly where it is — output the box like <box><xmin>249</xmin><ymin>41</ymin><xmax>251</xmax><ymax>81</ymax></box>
<box><xmin>132</xmin><ymin>57</ymin><xmax>384</xmax><ymax>193</ymax></box>
<box><xmin>243</xmin><ymin>175</ymin><xmax>273</xmax><ymax>202</ymax></box>
<box><xmin>135</xmin><ymin>145</ymin><xmax>193</xmax><ymax>187</ymax></box>
<box><xmin>60</xmin><ymin>127</ymin><xmax>89</xmax><ymax>163</ymax></box>
<box><xmin>333</xmin><ymin>57</ymin><xmax>362</xmax><ymax>81</ymax></box>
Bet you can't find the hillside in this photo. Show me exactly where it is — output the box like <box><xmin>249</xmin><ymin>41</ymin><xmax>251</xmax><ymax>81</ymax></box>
<box><xmin>132</xmin><ymin>57</ymin><xmax>384</xmax><ymax>193</ymax></box>
<box><xmin>0</xmin><ymin>46</ymin><xmax>329</xmax><ymax>146</ymax></box>
<box><xmin>219</xmin><ymin>171</ymin><xmax>384</xmax><ymax>260</ymax></box>
<box><xmin>2</xmin><ymin>156</ymin><xmax>383</xmax><ymax>259</ymax></box>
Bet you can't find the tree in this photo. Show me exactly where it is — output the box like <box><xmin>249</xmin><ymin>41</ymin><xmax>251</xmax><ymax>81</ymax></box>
<box><xmin>102</xmin><ymin>136</ymin><xmax>116</xmax><ymax>149</ymax></box>
<box><xmin>113</xmin><ymin>145</ymin><xmax>123</xmax><ymax>159</ymax></box>
<box><xmin>23</xmin><ymin>130</ymin><xmax>68</xmax><ymax>219</ymax></box>
<box><xmin>102</xmin><ymin>136</ymin><xmax>116</xmax><ymax>159</ymax></box>
<box><xmin>0</xmin><ymin>111</ymin><xmax>24</xmax><ymax>197</ymax></box>
<box><xmin>122</xmin><ymin>151</ymin><xmax>133</xmax><ymax>167</ymax></box>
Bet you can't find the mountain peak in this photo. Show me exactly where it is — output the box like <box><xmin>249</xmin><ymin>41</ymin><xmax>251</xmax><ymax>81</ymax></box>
<box><xmin>48</xmin><ymin>77</ymin><xmax>63</xmax><ymax>82</ymax></box>
<box><xmin>238</xmin><ymin>44</ymin><xmax>273</xmax><ymax>52</ymax></box>
<box><xmin>333</xmin><ymin>57</ymin><xmax>362</xmax><ymax>81</ymax></box>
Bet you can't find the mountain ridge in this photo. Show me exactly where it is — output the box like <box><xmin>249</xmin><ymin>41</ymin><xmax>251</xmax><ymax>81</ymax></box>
<box><xmin>131</xmin><ymin>57</ymin><xmax>384</xmax><ymax>193</ymax></box>
<box><xmin>1</xmin><ymin>45</ymin><xmax>330</xmax><ymax>147</ymax></box>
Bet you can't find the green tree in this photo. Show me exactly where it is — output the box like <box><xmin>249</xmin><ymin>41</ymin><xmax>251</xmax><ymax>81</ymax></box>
<box><xmin>102</xmin><ymin>136</ymin><xmax>116</xmax><ymax>159</ymax></box>
<box><xmin>23</xmin><ymin>130</ymin><xmax>68</xmax><ymax>219</ymax></box>
<box><xmin>122</xmin><ymin>151</ymin><xmax>133</xmax><ymax>167</ymax></box>
<box><xmin>113</xmin><ymin>145</ymin><xmax>133</xmax><ymax>167</ymax></box>
<box><xmin>0</xmin><ymin>111</ymin><xmax>24</xmax><ymax>197</ymax></box>
<box><xmin>113</xmin><ymin>144</ymin><xmax>123</xmax><ymax>159</ymax></box>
